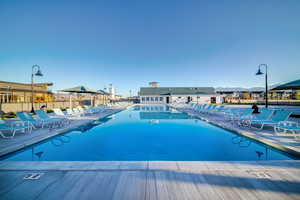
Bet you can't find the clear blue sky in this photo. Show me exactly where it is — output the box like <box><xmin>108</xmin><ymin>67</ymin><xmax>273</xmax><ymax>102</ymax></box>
<box><xmin>0</xmin><ymin>0</ymin><xmax>299</xmax><ymax>96</ymax></box>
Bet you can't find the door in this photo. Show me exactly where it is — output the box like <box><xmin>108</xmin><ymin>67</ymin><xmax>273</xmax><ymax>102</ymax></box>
<box><xmin>166</xmin><ymin>96</ymin><xmax>170</xmax><ymax>104</ymax></box>
<box><xmin>210</xmin><ymin>97</ymin><xmax>216</xmax><ymax>104</ymax></box>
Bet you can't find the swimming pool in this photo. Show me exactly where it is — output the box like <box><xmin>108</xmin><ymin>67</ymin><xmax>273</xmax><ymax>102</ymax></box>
<box><xmin>1</xmin><ymin>105</ymin><xmax>295</xmax><ymax>161</ymax></box>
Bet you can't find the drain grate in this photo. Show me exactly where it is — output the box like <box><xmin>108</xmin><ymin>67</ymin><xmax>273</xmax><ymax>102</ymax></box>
<box><xmin>246</xmin><ymin>170</ymin><xmax>272</xmax><ymax>179</ymax></box>
<box><xmin>23</xmin><ymin>173</ymin><xmax>44</xmax><ymax>180</ymax></box>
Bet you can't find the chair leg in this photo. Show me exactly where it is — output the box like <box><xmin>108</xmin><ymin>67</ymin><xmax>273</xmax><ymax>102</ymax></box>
<box><xmin>0</xmin><ymin>131</ymin><xmax>13</xmax><ymax>139</ymax></box>
<box><xmin>11</xmin><ymin>129</ymin><xmax>16</xmax><ymax>138</ymax></box>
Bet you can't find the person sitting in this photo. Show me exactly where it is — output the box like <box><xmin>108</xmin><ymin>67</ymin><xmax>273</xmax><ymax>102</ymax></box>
<box><xmin>40</xmin><ymin>105</ymin><xmax>47</xmax><ymax>111</ymax></box>
<box><xmin>252</xmin><ymin>104</ymin><xmax>260</xmax><ymax>114</ymax></box>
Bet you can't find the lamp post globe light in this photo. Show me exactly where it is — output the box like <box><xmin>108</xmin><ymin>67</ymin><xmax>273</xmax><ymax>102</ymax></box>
<box><xmin>256</xmin><ymin>64</ymin><xmax>268</xmax><ymax>108</ymax></box>
<box><xmin>31</xmin><ymin>65</ymin><xmax>43</xmax><ymax>113</ymax></box>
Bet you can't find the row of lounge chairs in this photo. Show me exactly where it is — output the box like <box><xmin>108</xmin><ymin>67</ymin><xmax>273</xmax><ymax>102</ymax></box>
<box><xmin>174</xmin><ymin>103</ymin><xmax>300</xmax><ymax>135</ymax></box>
<box><xmin>0</xmin><ymin>105</ymin><xmax>112</xmax><ymax>139</ymax></box>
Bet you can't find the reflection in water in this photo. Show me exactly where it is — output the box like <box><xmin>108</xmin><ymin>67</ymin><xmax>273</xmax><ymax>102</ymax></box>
<box><xmin>256</xmin><ymin>151</ymin><xmax>264</xmax><ymax>159</ymax></box>
<box><xmin>35</xmin><ymin>151</ymin><xmax>43</xmax><ymax>160</ymax></box>
<box><xmin>72</xmin><ymin>123</ymin><xmax>100</xmax><ymax>133</ymax></box>
<box><xmin>51</xmin><ymin>135</ymin><xmax>71</xmax><ymax>147</ymax></box>
<box><xmin>31</xmin><ymin>147</ymin><xmax>44</xmax><ymax>161</ymax></box>
<box><xmin>231</xmin><ymin>135</ymin><xmax>270</xmax><ymax>160</ymax></box>
<box><xmin>137</xmin><ymin>105</ymin><xmax>192</xmax><ymax>120</ymax></box>
<box><xmin>149</xmin><ymin>120</ymin><xmax>160</xmax><ymax>124</ymax></box>
<box><xmin>140</xmin><ymin>112</ymin><xmax>191</xmax><ymax>119</ymax></box>
<box><xmin>231</xmin><ymin>136</ymin><xmax>251</xmax><ymax>147</ymax></box>
<box><xmin>139</xmin><ymin>105</ymin><xmax>171</xmax><ymax>112</ymax></box>
<box><xmin>256</xmin><ymin>148</ymin><xmax>269</xmax><ymax>160</ymax></box>
<box><xmin>98</xmin><ymin>116</ymin><xmax>113</xmax><ymax>124</ymax></box>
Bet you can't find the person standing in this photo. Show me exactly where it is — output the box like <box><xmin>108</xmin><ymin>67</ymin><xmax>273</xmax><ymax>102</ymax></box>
<box><xmin>252</xmin><ymin>103</ymin><xmax>260</xmax><ymax>114</ymax></box>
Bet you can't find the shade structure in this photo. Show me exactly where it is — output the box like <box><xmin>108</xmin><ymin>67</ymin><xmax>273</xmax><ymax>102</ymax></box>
<box><xmin>97</xmin><ymin>89</ymin><xmax>110</xmax><ymax>95</ymax></box>
<box><xmin>271</xmin><ymin>79</ymin><xmax>300</xmax><ymax>90</ymax></box>
<box><xmin>60</xmin><ymin>86</ymin><xmax>98</xmax><ymax>108</ymax></box>
<box><xmin>60</xmin><ymin>86</ymin><xmax>98</xmax><ymax>94</ymax></box>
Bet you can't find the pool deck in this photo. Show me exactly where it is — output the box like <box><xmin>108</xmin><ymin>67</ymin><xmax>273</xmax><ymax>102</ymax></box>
<box><xmin>175</xmin><ymin>106</ymin><xmax>300</xmax><ymax>158</ymax></box>
<box><xmin>0</xmin><ymin>161</ymin><xmax>299</xmax><ymax>200</ymax></box>
<box><xmin>0</xmin><ymin>108</ymin><xmax>124</xmax><ymax>157</ymax></box>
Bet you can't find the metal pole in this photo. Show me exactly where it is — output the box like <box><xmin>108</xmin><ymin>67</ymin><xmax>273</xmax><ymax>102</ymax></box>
<box><xmin>265</xmin><ymin>65</ymin><xmax>268</xmax><ymax>108</ymax></box>
<box><xmin>31</xmin><ymin>67</ymin><xmax>35</xmax><ymax>113</ymax></box>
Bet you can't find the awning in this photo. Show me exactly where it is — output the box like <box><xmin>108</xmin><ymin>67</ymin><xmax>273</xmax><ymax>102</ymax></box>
<box><xmin>271</xmin><ymin>79</ymin><xmax>300</xmax><ymax>90</ymax></box>
<box><xmin>60</xmin><ymin>86</ymin><xmax>98</xmax><ymax>94</ymax></box>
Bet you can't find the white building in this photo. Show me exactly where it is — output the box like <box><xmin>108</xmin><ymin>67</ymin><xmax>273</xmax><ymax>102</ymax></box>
<box><xmin>139</xmin><ymin>84</ymin><xmax>223</xmax><ymax>104</ymax></box>
<box><xmin>108</xmin><ymin>84</ymin><xmax>116</xmax><ymax>99</ymax></box>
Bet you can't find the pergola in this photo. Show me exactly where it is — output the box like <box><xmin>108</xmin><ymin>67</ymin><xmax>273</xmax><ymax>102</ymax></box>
<box><xmin>60</xmin><ymin>86</ymin><xmax>98</xmax><ymax>108</ymax></box>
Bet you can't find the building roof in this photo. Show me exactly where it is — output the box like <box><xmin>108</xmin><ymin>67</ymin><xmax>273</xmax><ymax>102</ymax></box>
<box><xmin>215</xmin><ymin>87</ymin><xmax>265</xmax><ymax>93</ymax></box>
<box><xmin>0</xmin><ymin>80</ymin><xmax>53</xmax><ymax>93</ymax></box>
<box><xmin>271</xmin><ymin>79</ymin><xmax>300</xmax><ymax>90</ymax></box>
<box><xmin>139</xmin><ymin>87</ymin><xmax>215</xmax><ymax>96</ymax></box>
<box><xmin>0</xmin><ymin>80</ymin><xmax>53</xmax><ymax>86</ymax></box>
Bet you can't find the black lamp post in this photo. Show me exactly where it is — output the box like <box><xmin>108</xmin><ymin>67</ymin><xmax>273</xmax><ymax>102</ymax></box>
<box><xmin>31</xmin><ymin>65</ymin><xmax>43</xmax><ymax>113</ymax></box>
<box><xmin>256</xmin><ymin>64</ymin><xmax>268</xmax><ymax>108</ymax></box>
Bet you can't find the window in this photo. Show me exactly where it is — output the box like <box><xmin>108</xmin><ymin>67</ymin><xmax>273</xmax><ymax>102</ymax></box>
<box><xmin>160</xmin><ymin>97</ymin><xmax>163</xmax><ymax>101</ymax></box>
<box><xmin>146</xmin><ymin>97</ymin><xmax>149</xmax><ymax>101</ymax></box>
<box><xmin>150</xmin><ymin>97</ymin><xmax>154</xmax><ymax>101</ymax></box>
<box><xmin>141</xmin><ymin>97</ymin><xmax>145</xmax><ymax>101</ymax></box>
<box><xmin>155</xmin><ymin>97</ymin><xmax>158</xmax><ymax>101</ymax></box>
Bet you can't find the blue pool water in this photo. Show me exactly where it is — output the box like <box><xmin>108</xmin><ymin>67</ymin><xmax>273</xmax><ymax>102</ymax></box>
<box><xmin>2</xmin><ymin>106</ymin><xmax>295</xmax><ymax>161</ymax></box>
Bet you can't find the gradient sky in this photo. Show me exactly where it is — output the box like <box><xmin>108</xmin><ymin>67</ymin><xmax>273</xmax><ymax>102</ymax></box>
<box><xmin>0</xmin><ymin>0</ymin><xmax>299</xmax><ymax>96</ymax></box>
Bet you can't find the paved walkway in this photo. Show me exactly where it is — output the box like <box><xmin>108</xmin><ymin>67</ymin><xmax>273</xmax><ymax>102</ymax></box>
<box><xmin>0</xmin><ymin>108</ymin><xmax>124</xmax><ymax>157</ymax></box>
<box><xmin>0</xmin><ymin>161</ymin><xmax>299</xmax><ymax>200</ymax></box>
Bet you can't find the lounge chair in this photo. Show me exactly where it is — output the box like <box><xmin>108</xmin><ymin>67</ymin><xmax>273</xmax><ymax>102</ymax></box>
<box><xmin>225</xmin><ymin>108</ymin><xmax>252</xmax><ymax>122</ymax></box>
<box><xmin>0</xmin><ymin>119</ymin><xmax>32</xmax><ymax>138</ymax></box>
<box><xmin>67</xmin><ymin>108</ymin><xmax>82</xmax><ymax>117</ymax></box>
<box><xmin>274</xmin><ymin>121</ymin><xmax>300</xmax><ymax>136</ymax></box>
<box><xmin>16</xmin><ymin>112</ymin><xmax>47</xmax><ymax>128</ymax></box>
<box><xmin>239</xmin><ymin>109</ymin><xmax>274</xmax><ymax>127</ymax></box>
<box><xmin>207</xmin><ymin>105</ymin><xmax>225</xmax><ymax>115</ymax></box>
<box><xmin>77</xmin><ymin>106</ymin><xmax>94</xmax><ymax>115</ymax></box>
<box><xmin>72</xmin><ymin>107</ymin><xmax>86</xmax><ymax>116</ymax></box>
<box><xmin>248</xmin><ymin>110</ymin><xmax>291</xmax><ymax>130</ymax></box>
<box><xmin>35</xmin><ymin>110</ymin><xmax>68</xmax><ymax>127</ymax></box>
<box><xmin>193</xmin><ymin>104</ymin><xmax>207</xmax><ymax>114</ymax></box>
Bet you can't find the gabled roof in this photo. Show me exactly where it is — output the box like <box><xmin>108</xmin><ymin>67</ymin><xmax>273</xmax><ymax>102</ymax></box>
<box><xmin>139</xmin><ymin>87</ymin><xmax>215</xmax><ymax>96</ymax></box>
<box><xmin>271</xmin><ymin>79</ymin><xmax>300</xmax><ymax>90</ymax></box>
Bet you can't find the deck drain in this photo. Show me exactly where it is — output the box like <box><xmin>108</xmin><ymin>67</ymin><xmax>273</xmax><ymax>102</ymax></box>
<box><xmin>23</xmin><ymin>173</ymin><xmax>44</xmax><ymax>180</ymax></box>
<box><xmin>246</xmin><ymin>170</ymin><xmax>272</xmax><ymax>179</ymax></box>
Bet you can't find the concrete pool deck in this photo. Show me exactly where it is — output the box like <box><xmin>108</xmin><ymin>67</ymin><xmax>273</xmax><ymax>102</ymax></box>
<box><xmin>0</xmin><ymin>161</ymin><xmax>299</xmax><ymax>200</ymax></box>
<box><xmin>0</xmin><ymin>108</ymin><xmax>124</xmax><ymax>157</ymax></box>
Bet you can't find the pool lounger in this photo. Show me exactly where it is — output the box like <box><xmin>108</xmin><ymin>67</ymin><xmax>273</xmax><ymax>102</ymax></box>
<box><xmin>0</xmin><ymin>119</ymin><xmax>32</xmax><ymax>139</ymax></box>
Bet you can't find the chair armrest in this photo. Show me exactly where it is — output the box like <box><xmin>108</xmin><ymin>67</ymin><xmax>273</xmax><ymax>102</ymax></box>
<box><xmin>278</xmin><ymin>121</ymin><xmax>299</xmax><ymax>127</ymax></box>
<box><xmin>11</xmin><ymin>121</ymin><xmax>26</xmax><ymax>127</ymax></box>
